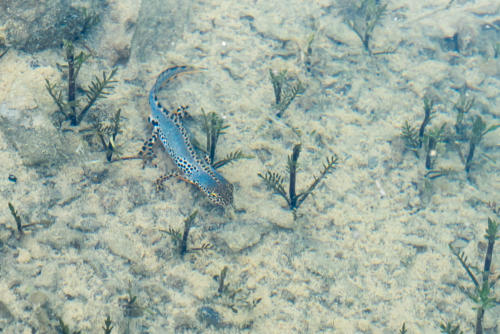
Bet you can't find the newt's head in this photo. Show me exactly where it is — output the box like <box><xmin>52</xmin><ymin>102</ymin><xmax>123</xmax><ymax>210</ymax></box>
<box><xmin>198</xmin><ymin>176</ymin><xmax>233</xmax><ymax>207</ymax></box>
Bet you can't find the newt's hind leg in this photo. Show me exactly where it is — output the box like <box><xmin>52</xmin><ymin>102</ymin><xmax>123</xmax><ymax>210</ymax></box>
<box><xmin>155</xmin><ymin>170</ymin><xmax>198</xmax><ymax>192</ymax></box>
<box><xmin>155</xmin><ymin>171</ymin><xmax>181</xmax><ymax>191</ymax></box>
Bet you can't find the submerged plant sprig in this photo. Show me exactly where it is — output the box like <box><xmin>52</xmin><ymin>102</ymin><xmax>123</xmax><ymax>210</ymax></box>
<box><xmin>160</xmin><ymin>210</ymin><xmax>213</xmax><ymax>257</ymax></box>
<box><xmin>343</xmin><ymin>0</ymin><xmax>387</xmax><ymax>55</ymax></box>
<box><xmin>464</xmin><ymin>116</ymin><xmax>499</xmax><ymax>173</ymax></box>
<box><xmin>45</xmin><ymin>40</ymin><xmax>117</xmax><ymax>126</ymax></box>
<box><xmin>449</xmin><ymin>217</ymin><xmax>499</xmax><ymax>334</ymax></box>
<box><xmin>258</xmin><ymin>144</ymin><xmax>339</xmax><ymax>211</ymax></box>
<box><xmin>269</xmin><ymin>69</ymin><xmax>305</xmax><ymax>117</ymax></box>
<box><xmin>193</xmin><ymin>109</ymin><xmax>251</xmax><ymax>168</ymax></box>
<box><xmin>454</xmin><ymin>94</ymin><xmax>475</xmax><ymax>139</ymax></box>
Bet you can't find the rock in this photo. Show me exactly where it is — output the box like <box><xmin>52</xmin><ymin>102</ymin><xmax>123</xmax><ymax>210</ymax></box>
<box><xmin>130</xmin><ymin>0</ymin><xmax>192</xmax><ymax>62</ymax></box>
<box><xmin>196</xmin><ymin>306</ymin><xmax>222</xmax><ymax>328</ymax></box>
<box><xmin>0</xmin><ymin>0</ymin><xmax>102</xmax><ymax>52</ymax></box>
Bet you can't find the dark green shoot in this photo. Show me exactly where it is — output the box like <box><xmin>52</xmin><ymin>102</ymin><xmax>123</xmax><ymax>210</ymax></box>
<box><xmin>8</xmin><ymin>202</ymin><xmax>47</xmax><ymax>237</ymax></box>
<box><xmin>57</xmin><ymin>317</ymin><xmax>81</xmax><ymax>334</ymax></box>
<box><xmin>202</xmin><ymin>109</ymin><xmax>228</xmax><ymax>164</ymax></box>
<box><xmin>419</xmin><ymin>97</ymin><xmax>435</xmax><ymax>146</ymax></box>
<box><xmin>288</xmin><ymin>144</ymin><xmax>301</xmax><ymax>209</ymax></box>
<box><xmin>424</xmin><ymin>124</ymin><xmax>445</xmax><ymax>170</ymax></box>
<box><xmin>8</xmin><ymin>202</ymin><xmax>23</xmax><ymax>236</ymax></box>
<box><xmin>270</xmin><ymin>69</ymin><xmax>287</xmax><ymax>105</ymax></box>
<box><xmin>269</xmin><ymin>69</ymin><xmax>305</xmax><ymax>117</ymax></box>
<box><xmin>454</xmin><ymin>95</ymin><xmax>475</xmax><ymax>139</ymax></box>
<box><xmin>464</xmin><ymin>116</ymin><xmax>499</xmax><ymax>173</ymax></box>
<box><xmin>401</xmin><ymin>120</ymin><xmax>420</xmax><ymax>156</ymax></box>
<box><xmin>258</xmin><ymin>144</ymin><xmax>339</xmax><ymax>210</ymax></box>
<box><xmin>440</xmin><ymin>322</ymin><xmax>463</xmax><ymax>334</ymax></box>
<box><xmin>78</xmin><ymin>68</ymin><xmax>118</xmax><ymax>125</ymax></box>
<box><xmin>122</xmin><ymin>283</ymin><xmax>143</xmax><ymax>318</ymax></box>
<box><xmin>197</xmin><ymin>109</ymin><xmax>250</xmax><ymax>169</ymax></box>
<box><xmin>161</xmin><ymin>211</ymin><xmax>213</xmax><ymax>257</ymax></box>
<box><xmin>343</xmin><ymin>0</ymin><xmax>387</xmax><ymax>55</ymax></box>
<box><xmin>102</xmin><ymin>315</ymin><xmax>113</xmax><ymax>334</ymax></box>
<box><xmin>399</xmin><ymin>323</ymin><xmax>408</xmax><ymax>334</ymax></box>
<box><xmin>217</xmin><ymin>266</ymin><xmax>229</xmax><ymax>295</ymax></box>
<box><xmin>450</xmin><ymin>217</ymin><xmax>498</xmax><ymax>334</ymax></box>
<box><xmin>401</xmin><ymin>96</ymin><xmax>436</xmax><ymax>157</ymax></box>
<box><xmin>45</xmin><ymin>41</ymin><xmax>117</xmax><ymax>126</ymax></box>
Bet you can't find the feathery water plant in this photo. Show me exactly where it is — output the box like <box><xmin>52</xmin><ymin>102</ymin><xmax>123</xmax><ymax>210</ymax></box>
<box><xmin>449</xmin><ymin>217</ymin><xmax>498</xmax><ymax>334</ymax></box>
<box><xmin>464</xmin><ymin>116</ymin><xmax>499</xmax><ymax>173</ymax></box>
<box><xmin>45</xmin><ymin>40</ymin><xmax>117</xmax><ymax>126</ymax></box>
<box><xmin>454</xmin><ymin>94</ymin><xmax>475</xmax><ymax>139</ymax></box>
<box><xmin>198</xmin><ymin>109</ymin><xmax>249</xmax><ymax>169</ymax></box>
<box><xmin>160</xmin><ymin>210</ymin><xmax>213</xmax><ymax>257</ymax></box>
<box><xmin>343</xmin><ymin>0</ymin><xmax>387</xmax><ymax>55</ymax></box>
<box><xmin>258</xmin><ymin>144</ymin><xmax>338</xmax><ymax>211</ymax></box>
<box><xmin>269</xmin><ymin>69</ymin><xmax>305</xmax><ymax>117</ymax></box>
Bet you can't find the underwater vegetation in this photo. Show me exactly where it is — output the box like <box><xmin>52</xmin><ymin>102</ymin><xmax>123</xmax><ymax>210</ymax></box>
<box><xmin>341</xmin><ymin>0</ymin><xmax>387</xmax><ymax>55</ymax></box>
<box><xmin>454</xmin><ymin>94</ymin><xmax>475</xmax><ymax>140</ymax></box>
<box><xmin>401</xmin><ymin>93</ymin><xmax>499</xmax><ymax>176</ymax></box>
<box><xmin>209</xmin><ymin>266</ymin><xmax>262</xmax><ymax>318</ymax></box>
<box><xmin>463</xmin><ymin>116</ymin><xmax>499</xmax><ymax>173</ymax></box>
<box><xmin>8</xmin><ymin>202</ymin><xmax>50</xmax><ymax>237</ymax></box>
<box><xmin>258</xmin><ymin>144</ymin><xmax>338</xmax><ymax>211</ymax></box>
<box><xmin>195</xmin><ymin>109</ymin><xmax>249</xmax><ymax>169</ymax></box>
<box><xmin>269</xmin><ymin>69</ymin><xmax>305</xmax><ymax>117</ymax></box>
<box><xmin>45</xmin><ymin>40</ymin><xmax>124</xmax><ymax>161</ymax></box>
<box><xmin>400</xmin><ymin>216</ymin><xmax>498</xmax><ymax>334</ymax></box>
<box><xmin>45</xmin><ymin>40</ymin><xmax>118</xmax><ymax>127</ymax></box>
<box><xmin>160</xmin><ymin>210</ymin><xmax>213</xmax><ymax>257</ymax></box>
<box><xmin>448</xmin><ymin>217</ymin><xmax>498</xmax><ymax>334</ymax></box>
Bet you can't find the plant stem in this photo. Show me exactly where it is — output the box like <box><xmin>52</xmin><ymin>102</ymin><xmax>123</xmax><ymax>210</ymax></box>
<box><xmin>289</xmin><ymin>144</ymin><xmax>301</xmax><ymax>209</ymax></box>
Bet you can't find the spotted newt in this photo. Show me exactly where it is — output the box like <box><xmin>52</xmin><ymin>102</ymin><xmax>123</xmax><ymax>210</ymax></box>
<box><xmin>148</xmin><ymin>66</ymin><xmax>233</xmax><ymax>206</ymax></box>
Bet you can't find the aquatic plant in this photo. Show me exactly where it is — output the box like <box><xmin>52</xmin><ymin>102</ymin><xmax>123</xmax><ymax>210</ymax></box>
<box><xmin>401</xmin><ymin>120</ymin><xmax>420</xmax><ymax>156</ymax></box>
<box><xmin>57</xmin><ymin>317</ymin><xmax>81</xmax><ymax>334</ymax></box>
<box><xmin>216</xmin><ymin>266</ymin><xmax>229</xmax><ymax>295</ymax></box>
<box><xmin>213</xmin><ymin>266</ymin><xmax>262</xmax><ymax>314</ymax></box>
<box><xmin>269</xmin><ymin>69</ymin><xmax>305</xmax><ymax>117</ymax></box>
<box><xmin>419</xmin><ymin>97</ymin><xmax>434</xmax><ymax>145</ymax></box>
<box><xmin>464</xmin><ymin>116</ymin><xmax>499</xmax><ymax>173</ymax></box>
<box><xmin>8</xmin><ymin>202</ymin><xmax>23</xmax><ymax>236</ymax></box>
<box><xmin>8</xmin><ymin>202</ymin><xmax>48</xmax><ymax>237</ymax></box>
<box><xmin>401</xmin><ymin>96</ymin><xmax>436</xmax><ymax>157</ymax></box>
<box><xmin>453</xmin><ymin>94</ymin><xmax>475</xmax><ymax>140</ymax></box>
<box><xmin>440</xmin><ymin>322</ymin><xmax>463</xmax><ymax>334</ymax></box>
<box><xmin>258</xmin><ymin>144</ymin><xmax>339</xmax><ymax>211</ymax></box>
<box><xmin>449</xmin><ymin>217</ymin><xmax>498</xmax><ymax>334</ymax></box>
<box><xmin>424</xmin><ymin>124</ymin><xmax>446</xmax><ymax>170</ymax></box>
<box><xmin>102</xmin><ymin>315</ymin><xmax>113</xmax><ymax>334</ymax></box>
<box><xmin>198</xmin><ymin>109</ymin><xmax>249</xmax><ymax>169</ymax></box>
<box><xmin>160</xmin><ymin>211</ymin><xmax>213</xmax><ymax>257</ymax></box>
<box><xmin>342</xmin><ymin>0</ymin><xmax>387</xmax><ymax>55</ymax></box>
<box><xmin>45</xmin><ymin>40</ymin><xmax>117</xmax><ymax>126</ymax></box>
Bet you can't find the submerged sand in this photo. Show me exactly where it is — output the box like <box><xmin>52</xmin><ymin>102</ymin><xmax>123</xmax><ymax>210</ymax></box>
<box><xmin>0</xmin><ymin>0</ymin><xmax>499</xmax><ymax>333</ymax></box>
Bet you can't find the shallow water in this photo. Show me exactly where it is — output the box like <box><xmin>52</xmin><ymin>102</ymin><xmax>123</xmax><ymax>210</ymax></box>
<box><xmin>0</xmin><ymin>0</ymin><xmax>499</xmax><ymax>333</ymax></box>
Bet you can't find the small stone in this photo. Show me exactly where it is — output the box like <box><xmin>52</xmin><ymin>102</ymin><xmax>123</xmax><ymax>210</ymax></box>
<box><xmin>196</xmin><ymin>306</ymin><xmax>222</xmax><ymax>328</ymax></box>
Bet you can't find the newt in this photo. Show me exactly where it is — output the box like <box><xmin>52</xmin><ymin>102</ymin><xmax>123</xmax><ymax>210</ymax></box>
<box><xmin>147</xmin><ymin>66</ymin><xmax>233</xmax><ymax>206</ymax></box>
